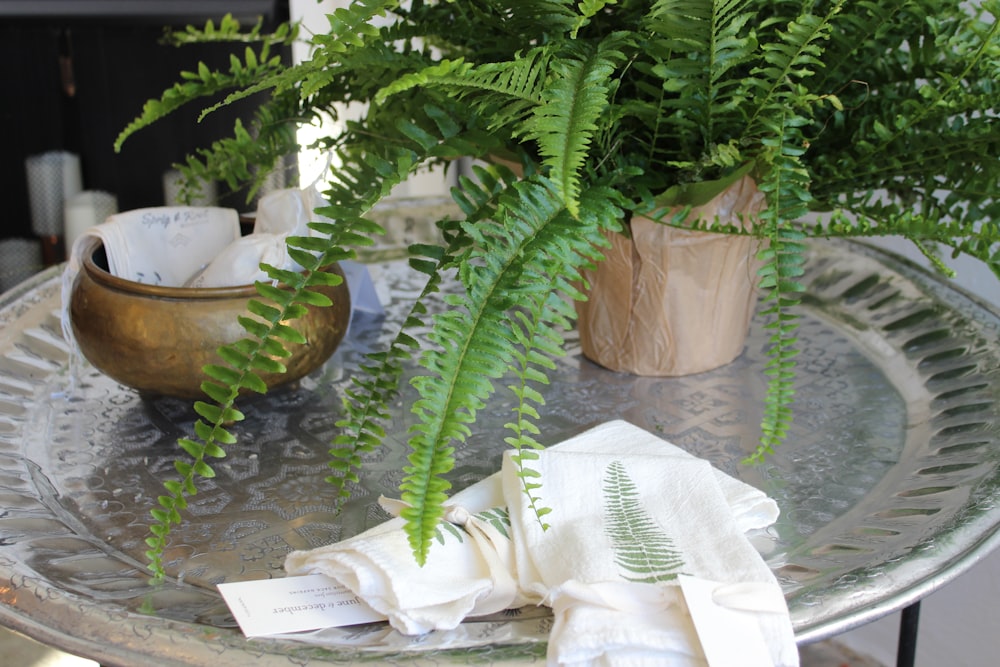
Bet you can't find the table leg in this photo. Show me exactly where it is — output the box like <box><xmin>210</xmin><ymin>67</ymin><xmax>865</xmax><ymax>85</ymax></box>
<box><xmin>896</xmin><ymin>601</ymin><xmax>921</xmax><ymax>667</ymax></box>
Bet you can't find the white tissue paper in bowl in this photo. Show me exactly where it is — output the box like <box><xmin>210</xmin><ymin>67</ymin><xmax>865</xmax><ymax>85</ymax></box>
<box><xmin>72</xmin><ymin>206</ymin><xmax>241</xmax><ymax>287</ymax></box>
<box><xmin>186</xmin><ymin>187</ymin><xmax>328</xmax><ymax>287</ymax></box>
<box><xmin>186</xmin><ymin>187</ymin><xmax>384</xmax><ymax>324</ymax></box>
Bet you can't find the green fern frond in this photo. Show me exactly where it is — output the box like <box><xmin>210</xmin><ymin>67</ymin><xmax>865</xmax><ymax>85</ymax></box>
<box><xmin>312</xmin><ymin>0</ymin><xmax>400</xmax><ymax>53</ymax></box>
<box><xmin>400</xmin><ymin>192</ymin><xmax>559</xmax><ymax>564</ymax></box>
<box><xmin>817</xmin><ymin>206</ymin><xmax>1000</xmax><ymax>281</ymax></box>
<box><xmin>809</xmin><ymin>0</ymin><xmax>910</xmax><ymax>95</ymax></box>
<box><xmin>504</xmin><ymin>295</ymin><xmax>560</xmax><ymax>533</ymax></box>
<box><xmin>179</xmin><ymin>94</ymin><xmax>304</xmax><ymax>204</ymax></box>
<box><xmin>603</xmin><ymin>460</ymin><xmax>686</xmax><ymax>583</ymax></box>
<box><xmin>114</xmin><ymin>20</ymin><xmax>292</xmax><ymax>152</ymax></box>
<box><xmin>743</xmin><ymin>0</ymin><xmax>845</xmax><ymax>142</ymax></box>
<box><xmin>376</xmin><ymin>47</ymin><xmax>552</xmax><ymax>140</ymax></box>
<box><xmin>503</xmin><ymin>182</ymin><xmax>622</xmax><ymax>529</ymax></box>
<box><xmin>399</xmin><ymin>177</ymin><xmax>623</xmax><ymax>563</ymax></box>
<box><xmin>647</xmin><ymin>0</ymin><xmax>758</xmax><ymax>149</ymax></box>
<box><xmin>147</xmin><ymin>98</ymin><xmax>450</xmax><ymax>578</ymax></box>
<box><xmin>378</xmin><ymin>3</ymin><xmax>619</xmax><ymax>185</ymax></box>
<box><xmin>129</xmin><ymin>0</ymin><xmax>1000</xmax><ymax>576</ymax></box>
<box><xmin>572</xmin><ymin>0</ymin><xmax>621</xmax><ymax>37</ymax></box>
<box><xmin>146</xmin><ymin>253</ymin><xmax>350</xmax><ymax>581</ymax></box>
<box><xmin>523</xmin><ymin>37</ymin><xmax>626</xmax><ymax>217</ymax></box>
<box><xmin>327</xmin><ymin>246</ymin><xmax>447</xmax><ymax>505</ymax></box>
<box><xmin>809</xmin><ymin>0</ymin><xmax>999</xmax><ymax>221</ymax></box>
<box><xmin>163</xmin><ymin>13</ymin><xmax>295</xmax><ymax>46</ymax></box>
<box><xmin>745</xmin><ymin>109</ymin><xmax>811</xmax><ymax>464</ymax></box>
<box><xmin>325</xmin><ymin>109</ymin><xmax>519</xmax><ymax>505</ymax></box>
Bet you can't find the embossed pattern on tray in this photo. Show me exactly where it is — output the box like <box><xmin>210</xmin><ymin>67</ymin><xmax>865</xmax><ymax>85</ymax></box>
<box><xmin>0</xmin><ymin>239</ymin><xmax>999</xmax><ymax>665</ymax></box>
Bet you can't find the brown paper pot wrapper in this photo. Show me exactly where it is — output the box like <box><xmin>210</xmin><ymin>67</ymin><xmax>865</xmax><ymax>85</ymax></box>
<box><xmin>576</xmin><ymin>175</ymin><xmax>766</xmax><ymax>376</ymax></box>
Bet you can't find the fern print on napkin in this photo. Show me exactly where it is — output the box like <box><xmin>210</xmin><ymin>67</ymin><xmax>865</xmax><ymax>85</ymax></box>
<box><xmin>501</xmin><ymin>420</ymin><xmax>798</xmax><ymax>666</ymax></box>
<box><xmin>434</xmin><ymin>507</ymin><xmax>512</xmax><ymax>545</ymax></box>
<box><xmin>604</xmin><ymin>460</ymin><xmax>686</xmax><ymax>584</ymax></box>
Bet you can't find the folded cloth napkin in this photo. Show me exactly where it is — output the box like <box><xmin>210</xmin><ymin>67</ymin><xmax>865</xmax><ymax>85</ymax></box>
<box><xmin>186</xmin><ymin>187</ymin><xmax>386</xmax><ymax>326</ymax></box>
<box><xmin>284</xmin><ymin>420</ymin><xmax>795</xmax><ymax>666</ymax></box>
<box><xmin>501</xmin><ymin>421</ymin><xmax>798</xmax><ymax>666</ymax></box>
<box><xmin>186</xmin><ymin>187</ymin><xmax>324</xmax><ymax>287</ymax></box>
<box><xmin>284</xmin><ymin>474</ymin><xmax>527</xmax><ymax>635</ymax></box>
<box><xmin>69</xmin><ymin>205</ymin><xmax>240</xmax><ymax>287</ymax></box>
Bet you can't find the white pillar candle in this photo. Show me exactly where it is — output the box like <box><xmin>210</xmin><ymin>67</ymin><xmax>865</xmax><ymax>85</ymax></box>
<box><xmin>63</xmin><ymin>190</ymin><xmax>119</xmax><ymax>251</ymax></box>
<box><xmin>25</xmin><ymin>151</ymin><xmax>83</xmax><ymax>237</ymax></box>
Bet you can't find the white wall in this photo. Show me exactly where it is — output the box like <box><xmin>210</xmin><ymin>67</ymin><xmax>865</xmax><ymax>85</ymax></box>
<box><xmin>837</xmin><ymin>237</ymin><xmax>1000</xmax><ymax>667</ymax></box>
<box><xmin>287</xmin><ymin>0</ymin><xmax>454</xmax><ymax>197</ymax></box>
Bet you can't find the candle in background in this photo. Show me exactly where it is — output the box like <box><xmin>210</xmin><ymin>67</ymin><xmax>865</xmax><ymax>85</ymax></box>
<box><xmin>25</xmin><ymin>150</ymin><xmax>83</xmax><ymax>265</ymax></box>
<box><xmin>163</xmin><ymin>169</ymin><xmax>217</xmax><ymax>206</ymax></box>
<box><xmin>0</xmin><ymin>238</ymin><xmax>43</xmax><ymax>294</ymax></box>
<box><xmin>64</xmin><ymin>190</ymin><xmax>119</xmax><ymax>254</ymax></box>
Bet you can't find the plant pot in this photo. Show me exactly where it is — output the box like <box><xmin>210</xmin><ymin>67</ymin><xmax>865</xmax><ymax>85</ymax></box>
<box><xmin>69</xmin><ymin>236</ymin><xmax>352</xmax><ymax>398</ymax></box>
<box><xmin>575</xmin><ymin>174</ymin><xmax>765</xmax><ymax>376</ymax></box>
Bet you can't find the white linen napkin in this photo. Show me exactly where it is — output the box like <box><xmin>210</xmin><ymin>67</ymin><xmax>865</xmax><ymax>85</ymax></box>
<box><xmin>186</xmin><ymin>187</ymin><xmax>386</xmax><ymax>324</ymax></box>
<box><xmin>68</xmin><ymin>205</ymin><xmax>241</xmax><ymax>287</ymax></box>
<box><xmin>283</xmin><ymin>420</ymin><xmax>795</xmax><ymax>666</ymax></box>
<box><xmin>58</xmin><ymin>206</ymin><xmax>241</xmax><ymax>351</ymax></box>
<box><xmin>58</xmin><ymin>205</ymin><xmax>238</xmax><ymax>343</ymax></box>
<box><xmin>186</xmin><ymin>187</ymin><xmax>324</xmax><ymax>287</ymax></box>
<box><xmin>501</xmin><ymin>421</ymin><xmax>797</xmax><ymax>667</ymax></box>
<box><xmin>284</xmin><ymin>475</ymin><xmax>527</xmax><ymax>635</ymax></box>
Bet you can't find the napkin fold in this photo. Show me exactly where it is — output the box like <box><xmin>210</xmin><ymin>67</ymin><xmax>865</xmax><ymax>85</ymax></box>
<box><xmin>58</xmin><ymin>205</ymin><xmax>241</xmax><ymax>351</ymax></box>
<box><xmin>284</xmin><ymin>476</ymin><xmax>527</xmax><ymax>635</ymax></box>
<box><xmin>70</xmin><ymin>206</ymin><xmax>241</xmax><ymax>287</ymax></box>
<box><xmin>502</xmin><ymin>423</ymin><xmax>797</xmax><ymax>666</ymax></box>
<box><xmin>284</xmin><ymin>420</ymin><xmax>797</xmax><ymax>666</ymax></box>
<box><xmin>186</xmin><ymin>187</ymin><xmax>325</xmax><ymax>287</ymax></box>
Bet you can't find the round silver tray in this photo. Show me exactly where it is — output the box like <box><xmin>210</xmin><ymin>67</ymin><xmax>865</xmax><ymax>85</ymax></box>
<box><xmin>1</xmin><ymin>239</ymin><xmax>999</xmax><ymax>666</ymax></box>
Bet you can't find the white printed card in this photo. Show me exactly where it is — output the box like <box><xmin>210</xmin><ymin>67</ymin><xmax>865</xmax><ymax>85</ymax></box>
<box><xmin>218</xmin><ymin>573</ymin><xmax>386</xmax><ymax>637</ymax></box>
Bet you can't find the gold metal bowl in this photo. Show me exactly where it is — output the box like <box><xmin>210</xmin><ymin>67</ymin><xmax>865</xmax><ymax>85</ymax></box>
<box><xmin>69</xmin><ymin>236</ymin><xmax>352</xmax><ymax>398</ymax></box>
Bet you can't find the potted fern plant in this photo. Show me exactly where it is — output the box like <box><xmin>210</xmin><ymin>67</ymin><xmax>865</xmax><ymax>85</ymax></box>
<box><xmin>113</xmin><ymin>0</ymin><xmax>999</xmax><ymax>577</ymax></box>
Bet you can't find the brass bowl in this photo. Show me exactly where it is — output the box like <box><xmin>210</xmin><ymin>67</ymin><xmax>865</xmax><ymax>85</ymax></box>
<box><xmin>69</xmin><ymin>236</ymin><xmax>351</xmax><ymax>398</ymax></box>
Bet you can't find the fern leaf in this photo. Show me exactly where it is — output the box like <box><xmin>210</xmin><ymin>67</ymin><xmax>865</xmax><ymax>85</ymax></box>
<box><xmin>523</xmin><ymin>38</ymin><xmax>626</xmax><ymax>217</ymax></box>
<box><xmin>603</xmin><ymin>461</ymin><xmax>686</xmax><ymax>583</ymax></box>
<box><xmin>743</xmin><ymin>0</ymin><xmax>845</xmax><ymax>143</ymax></box>
<box><xmin>399</xmin><ymin>177</ymin><xmax>623</xmax><ymax>563</ymax></box>
<box><xmin>745</xmin><ymin>108</ymin><xmax>811</xmax><ymax>463</ymax></box>
<box><xmin>312</xmin><ymin>0</ymin><xmax>399</xmax><ymax>53</ymax></box>
<box><xmin>327</xmin><ymin>255</ymin><xmax>446</xmax><ymax>505</ymax></box>
<box><xmin>648</xmin><ymin>0</ymin><xmax>758</xmax><ymax>149</ymax></box>
<box><xmin>114</xmin><ymin>20</ymin><xmax>291</xmax><ymax>152</ymax></box>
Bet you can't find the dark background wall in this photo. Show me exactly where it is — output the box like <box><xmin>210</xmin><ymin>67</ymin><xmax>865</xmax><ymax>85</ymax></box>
<box><xmin>0</xmin><ymin>1</ymin><xmax>290</xmax><ymax>243</ymax></box>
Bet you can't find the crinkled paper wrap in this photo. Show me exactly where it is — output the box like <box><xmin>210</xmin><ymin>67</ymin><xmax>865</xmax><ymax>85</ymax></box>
<box><xmin>576</xmin><ymin>174</ymin><xmax>766</xmax><ymax>376</ymax></box>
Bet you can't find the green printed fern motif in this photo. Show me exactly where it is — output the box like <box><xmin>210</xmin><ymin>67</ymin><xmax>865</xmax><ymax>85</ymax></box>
<box><xmin>603</xmin><ymin>461</ymin><xmax>685</xmax><ymax>583</ymax></box>
<box><xmin>433</xmin><ymin>506</ymin><xmax>512</xmax><ymax>545</ymax></box>
<box><xmin>477</xmin><ymin>507</ymin><xmax>512</xmax><ymax>540</ymax></box>
<box><xmin>434</xmin><ymin>520</ymin><xmax>465</xmax><ymax>546</ymax></box>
